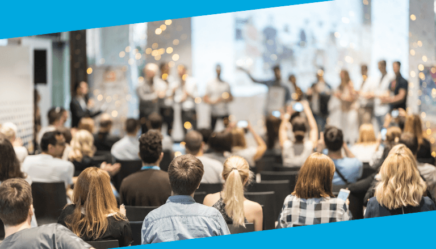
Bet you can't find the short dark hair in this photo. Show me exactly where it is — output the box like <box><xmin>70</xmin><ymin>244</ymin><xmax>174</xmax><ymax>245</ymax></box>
<box><xmin>185</xmin><ymin>131</ymin><xmax>203</xmax><ymax>155</ymax></box>
<box><xmin>291</xmin><ymin>117</ymin><xmax>307</xmax><ymax>142</ymax></box>
<box><xmin>139</xmin><ymin>130</ymin><xmax>162</xmax><ymax>163</ymax></box>
<box><xmin>168</xmin><ymin>155</ymin><xmax>204</xmax><ymax>195</ymax></box>
<box><xmin>324</xmin><ymin>126</ymin><xmax>343</xmax><ymax>152</ymax></box>
<box><xmin>198</xmin><ymin>129</ymin><xmax>213</xmax><ymax>145</ymax></box>
<box><xmin>40</xmin><ymin>131</ymin><xmax>62</xmax><ymax>152</ymax></box>
<box><xmin>208</xmin><ymin>131</ymin><xmax>232</xmax><ymax>153</ymax></box>
<box><xmin>47</xmin><ymin>107</ymin><xmax>64</xmax><ymax>125</ymax></box>
<box><xmin>379</xmin><ymin>60</ymin><xmax>387</xmax><ymax>67</ymax></box>
<box><xmin>148</xmin><ymin>112</ymin><xmax>163</xmax><ymax>130</ymax></box>
<box><xmin>272</xmin><ymin>65</ymin><xmax>280</xmax><ymax>71</ymax></box>
<box><xmin>0</xmin><ymin>179</ymin><xmax>32</xmax><ymax>226</ymax></box>
<box><xmin>361</xmin><ymin>64</ymin><xmax>368</xmax><ymax>71</ymax></box>
<box><xmin>399</xmin><ymin>133</ymin><xmax>418</xmax><ymax>155</ymax></box>
<box><xmin>125</xmin><ymin>118</ymin><xmax>139</xmax><ymax>134</ymax></box>
<box><xmin>394</xmin><ymin>61</ymin><xmax>401</xmax><ymax>67</ymax></box>
<box><xmin>57</xmin><ymin>127</ymin><xmax>72</xmax><ymax>144</ymax></box>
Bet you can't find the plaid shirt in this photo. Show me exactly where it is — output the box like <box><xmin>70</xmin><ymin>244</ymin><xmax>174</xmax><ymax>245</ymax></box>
<box><xmin>277</xmin><ymin>195</ymin><xmax>352</xmax><ymax>228</ymax></box>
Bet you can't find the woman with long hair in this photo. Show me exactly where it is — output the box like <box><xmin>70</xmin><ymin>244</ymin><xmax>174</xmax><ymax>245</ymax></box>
<box><xmin>57</xmin><ymin>167</ymin><xmax>132</xmax><ymax>246</ymax></box>
<box><xmin>203</xmin><ymin>156</ymin><xmax>263</xmax><ymax>231</ymax></box>
<box><xmin>231</xmin><ymin>122</ymin><xmax>267</xmax><ymax>167</ymax></box>
<box><xmin>365</xmin><ymin>144</ymin><xmax>435</xmax><ymax>218</ymax></box>
<box><xmin>277</xmin><ymin>153</ymin><xmax>351</xmax><ymax>227</ymax></box>
<box><xmin>403</xmin><ymin>114</ymin><xmax>434</xmax><ymax>165</ymax></box>
<box><xmin>350</xmin><ymin>124</ymin><xmax>378</xmax><ymax>164</ymax></box>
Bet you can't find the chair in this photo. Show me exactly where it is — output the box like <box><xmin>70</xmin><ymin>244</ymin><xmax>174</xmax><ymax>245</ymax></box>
<box><xmin>197</xmin><ymin>183</ymin><xmax>222</xmax><ymax>194</ymax></box>
<box><xmin>254</xmin><ymin>157</ymin><xmax>275</xmax><ymax>173</ymax></box>
<box><xmin>31</xmin><ymin>182</ymin><xmax>67</xmax><ymax>225</ymax></box>
<box><xmin>114</xmin><ymin>160</ymin><xmax>142</xmax><ymax>191</ymax></box>
<box><xmin>86</xmin><ymin>240</ymin><xmax>119</xmax><ymax>249</ymax></box>
<box><xmin>273</xmin><ymin>165</ymin><xmax>300</xmax><ymax>172</ymax></box>
<box><xmin>194</xmin><ymin>191</ymin><xmax>207</xmax><ymax>204</ymax></box>
<box><xmin>228</xmin><ymin>223</ymin><xmax>255</xmax><ymax>234</ymax></box>
<box><xmin>360</xmin><ymin>163</ymin><xmax>376</xmax><ymax>180</ymax></box>
<box><xmin>244</xmin><ymin>191</ymin><xmax>276</xmax><ymax>230</ymax></box>
<box><xmin>125</xmin><ymin>206</ymin><xmax>158</xmax><ymax>221</ymax></box>
<box><xmin>260</xmin><ymin>171</ymin><xmax>299</xmax><ymax>192</ymax></box>
<box><xmin>160</xmin><ymin>150</ymin><xmax>174</xmax><ymax>172</ymax></box>
<box><xmin>0</xmin><ymin>219</ymin><xmax>4</xmax><ymax>240</ymax></box>
<box><xmin>91</xmin><ymin>155</ymin><xmax>109</xmax><ymax>167</ymax></box>
<box><xmin>129</xmin><ymin>221</ymin><xmax>142</xmax><ymax>246</ymax></box>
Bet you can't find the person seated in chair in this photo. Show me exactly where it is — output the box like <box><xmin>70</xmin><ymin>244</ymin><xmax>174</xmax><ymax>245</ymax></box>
<box><xmin>111</xmin><ymin>118</ymin><xmax>141</xmax><ymax>161</ymax></box>
<box><xmin>94</xmin><ymin>114</ymin><xmax>120</xmax><ymax>153</ymax></box>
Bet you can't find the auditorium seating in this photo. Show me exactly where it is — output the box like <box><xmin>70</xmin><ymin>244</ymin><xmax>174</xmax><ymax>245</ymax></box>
<box><xmin>197</xmin><ymin>183</ymin><xmax>223</xmax><ymax>194</ymax></box>
<box><xmin>228</xmin><ymin>223</ymin><xmax>255</xmax><ymax>234</ymax></box>
<box><xmin>244</xmin><ymin>191</ymin><xmax>276</xmax><ymax>230</ymax></box>
<box><xmin>129</xmin><ymin>221</ymin><xmax>142</xmax><ymax>246</ymax></box>
<box><xmin>254</xmin><ymin>157</ymin><xmax>275</xmax><ymax>173</ymax></box>
<box><xmin>260</xmin><ymin>171</ymin><xmax>298</xmax><ymax>192</ymax></box>
<box><xmin>273</xmin><ymin>165</ymin><xmax>300</xmax><ymax>172</ymax></box>
<box><xmin>86</xmin><ymin>239</ymin><xmax>119</xmax><ymax>249</ymax></box>
<box><xmin>114</xmin><ymin>160</ymin><xmax>142</xmax><ymax>191</ymax></box>
<box><xmin>0</xmin><ymin>219</ymin><xmax>4</xmax><ymax>240</ymax></box>
<box><xmin>125</xmin><ymin>206</ymin><xmax>158</xmax><ymax>221</ymax></box>
<box><xmin>194</xmin><ymin>191</ymin><xmax>207</xmax><ymax>203</ymax></box>
<box><xmin>159</xmin><ymin>150</ymin><xmax>174</xmax><ymax>172</ymax></box>
<box><xmin>31</xmin><ymin>182</ymin><xmax>67</xmax><ymax>225</ymax></box>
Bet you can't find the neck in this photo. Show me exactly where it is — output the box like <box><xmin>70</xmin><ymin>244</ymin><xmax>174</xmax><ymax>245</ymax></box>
<box><xmin>127</xmin><ymin>133</ymin><xmax>137</xmax><ymax>137</ymax></box>
<box><xmin>195</xmin><ymin>150</ymin><xmax>204</xmax><ymax>157</ymax></box>
<box><xmin>41</xmin><ymin>151</ymin><xmax>53</xmax><ymax>157</ymax></box>
<box><xmin>328</xmin><ymin>150</ymin><xmax>343</xmax><ymax>159</ymax></box>
<box><xmin>5</xmin><ymin>221</ymin><xmax>31</xmax><ymax>238</ymax></box>
<box><xmin>143</xmin><ymin>161</ymin><xmax>160</xmax><ymax>167</ymax></box>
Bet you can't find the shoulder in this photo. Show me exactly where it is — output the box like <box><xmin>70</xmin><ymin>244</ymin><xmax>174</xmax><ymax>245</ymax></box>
<box><xmin>203</xmin><ymin>192</ymin><xmax>220</xmax><ymax>206</ymax></box>
<box><xmin>422</xmin><ymin>196</ymin><xmax>436</xmax><ymax>208</ymax></box>
<box><xmin>245</xmin><ymin>199</ymin><xmax>262</xmax><ymax>213</ymax></box>
<box><xmin>54</xmin><ymin>158</ymin><xmax>75</xmax><ymax>169</ymax></box>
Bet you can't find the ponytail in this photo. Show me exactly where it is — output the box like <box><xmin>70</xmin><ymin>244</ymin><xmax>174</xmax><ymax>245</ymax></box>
<box><xmin>222</xmin><ymin>169</ymin><xmax>246</xmax><ymax>227</ymax></box>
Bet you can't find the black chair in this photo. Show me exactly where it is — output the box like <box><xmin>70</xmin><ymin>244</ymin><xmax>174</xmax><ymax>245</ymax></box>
<box><xmin>125</xmin><ymin>206</ymin><xmax>158</xmax><ymax>221</ymax></box>
<box><xmin>160</xmin><ymin>150</ymin><xmax>174</xmax><ymax>172</ymax></box>
<box><xmin>197</xmin><ymin>183</ymin><xmax>222</xmax><ymax>194</ymax></box>
<box><xmin>273</xmin><ymin>165</ymin><xmax>300</xmax><ymax>172</ymax></box>
<box><xmin>254</xmin><ymin>157</ymin><xmax>275</xmax><ymax>173</ymax></box>
<box><xmin>0</xmin><ymin>219</ymin><xmax>4</xmax><ymax>240</ymax></box>
<box><xmin>91</xmin><ymin>155</ymin><xmax>109</xmax><ymax>167</ymax></box>
<box><xmin>260</xmin><ymin>171</ymin><xmax>298</xmax><ymax>192</ymax></box>
<box><xmin>114</xmin><ymin>160</ymin><xmax>142</xmax><ymax>191</ymax></box>
<box><xmin>194</xmin><ymin>191</ymin><xmax>207</xmax><ymax>204</ymax></box>
<box><xmin>31</xmin><ymin>182</ymin><xmax>67</xmax><ymax>225</ymax></box>
<box><xmin>129</xmin><ymin>221</ymin><xmax>142</xmax><ymax>246</ymax></box>
<box><xmin>244</xmin><ymin>191</ymin><xmax>276</xmax><ymax>230</ymax></box>
<box><xmin>86</xmin><ymin>240</ymin><xmax>119</xmax><ymax>249</ymax></box>
<box><xmin>360</xmin><ymin>163</ymin><xmax>376</xmax><ymax>180</ymax></box>
<box><xmin>228</xmin><ymin>223</ymin><xmax>255</xmax><ymax>234</ymax></box>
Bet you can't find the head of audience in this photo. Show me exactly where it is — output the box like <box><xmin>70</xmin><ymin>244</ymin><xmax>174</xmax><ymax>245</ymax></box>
<box><xmin>222</xmin><ymin>156</ymin><xmax>253</xmax><ymax>227</ymax></box>
<box><xmin>403</xmin><ymin>114</ymin><xmax>424</xmax><ymax>145</ymax></box>
<box><xmin>69</xmin><ymin>130</ymin><xmax>95</xmax><ymax>162</ymax></box>
<box><xmin>139</xmin><ymin>130</ymin><xmax>163</xmax><ymax>165</ymax></box>
<box><xmin>399</xmin><ymin>132</ymin><xmax>419</xmax><ymax>156</ymax></box>
<box><xmin>185</xmin><ymin>131</ymin><xmax>203</xmax><ymax>156</ymax></box>
<box><xmin>0</xmin><ymin>122</ymin><xmax>18</xmax><ymax>144</ymax></box>
<box><xmin>231</xmin><ymin>128</ymin><xmax>246</xmax><ymax>149</ymax></box>
<box><xmin>208</xmin><ymin>131</ymin><xmax>232</xmax><ymax>153</ymax></box>
<box><xmin>0</xmin><ymin>137</ymin><xmax>25</xmax><ymax>182</ymax></box>
<box><xmin>48</xmin><ymin>107</ymin><xmax>64</xmax><ymax>126</ymax></box>
<box><xmin>74</xmin><ymin>81</ymin><xmax>89</xmax><ymax>97</ymax></box>
<box><xmin>60</xmin><ymin>108</ymin><xmax>69</xmax><ymax>126</ymax></box>
<box><xmin>324</xmin><ymin>126</ymin><xmax>343</xmax><ymax>152</ymax></box>
<box><xmin>375</xmin><ymin>144</ymin><xmax>426</xmax><ymax>210</ymax></box>
<box><xmin>293</xmin><ymin>153</ymin><xmax>335</xmax><ymax>199</ymax></box>
<box><xmin>385</xmin><ymin>126</ymin><xmax>402</xmax><ymax>145</ymax></box>
<box><xmin>125</xmin><ymin>118</ymin><xmax>140</xmax><ymax>136</ymax></box>
<box><xmin>78</xmin><ymin>117</ymin><xmax>95</xmax><ymax>134</ymax></box>
<box><xmin>144</xmin><ymin>63</ymin><xmax>158</xmax><ymax>80</ymax></box>
<box><xmin>168</xmin><ymin>154</ymin><xmax>204</xmax><ymax>196</ymax></box>
<box><xmin>148</xmin><ymin>112</ymin><xmax>163</xmax><ymax>131</ymax></box>
<box><xmin>393</xmin><ymin>61</ymin><xmax>401</xmax><ymax>75</ymax></box>
<box><xmin>198</xmin><ymin>128</ymin><xmax>213</xmax><ymax>151</ymax></box>
<box><xmin>266</xmin><ymin>115</ymin><xmax>281</xmax><ymax>149</ymax></box>
<box><xmin>40</xmin><ymin>131</ymin><xmax>66</xmax><ymax>158</ymax></box>
<box><xmin>357</xmin><ymin>124</ymin><xmax>376</xmax><ymax>145</ymax></box>
<box><xmin>98</xmin><ymin>113</ymin><xmax>113</xmax><ymax>134</ymax></box>
<box><xmin>291</xmin><ymin>117</ymin><xmax>307</xmax><ymax>143</ymax></box>
<box><xmin>57</xmin><ymin>126</ymin><xmax>72</xmax><ymax>145</ymax></box>
<box><xmin>0</xmin><ymin>179</ymin><xmax>33</xmax><ymax>229</ymax></box>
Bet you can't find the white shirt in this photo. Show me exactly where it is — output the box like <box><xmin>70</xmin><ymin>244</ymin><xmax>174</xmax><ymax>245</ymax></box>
<box><xmin>37</xmin><ymin>125</ymin><xmax>56</xmax><ymax>146</ymax></box>
<box><xmin>173</xmin><ymin>76</ymin><xmax>198</xmax><ymax>111</ymax></box>
<box><xmin>282</xmin><ymin>140</ymin><xmax>313</xmax><ymax>167</ymax></box>
<box><xmin>205</xmin><ymin>78</ymin><xmax>231</xmax><ymax>116</ymax></box>
<box><xmin>350</xmin><ymin>143</ymin><xmax>378</xmax><ymax>163</ymax></box>
<box><xmin>232</xmin><ymin>147</ymin><xmax>258</xmax><ymax>167</ymax></box>
<box><xmin>111</xmin><ymin>135</ymin><xmax>140</xmax><ymax>161</ymax></box>
<box><xmin>374</xmin><ymin>73</ymin><xmax>395</xmax><ymax>116</ymax></box>
<box><xmin>22</xmin><ymin>154</ymin><xmax>74</xmax><ymax>187</ymax></box>
<box><xmin>197</xmin><ymin>156</ymin><xmax>224</xmax><ymax>184</ymax></box>
<box><xmin>14</xmin><ymin>146</ymin><xmax>28</xmax><ymax>164</ymax></box>
<box><xmin>154</xmin><ymin>76</ymin><xmax>176</xmax><ymax>107</ymax></box>
<box><xmin>358</xmin><ymin>76</ymin><xmax>377</xmax><ymax>107</ymax></box>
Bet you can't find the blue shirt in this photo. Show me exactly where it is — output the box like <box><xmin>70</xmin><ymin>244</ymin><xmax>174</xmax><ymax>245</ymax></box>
<box><xmin>141</xmin><ymin>195</ymin><xmax>230</xmax><ymax>244</ymax></box>
<box><xmin>332</xmin><ymin>157</ymin><xmax>363</xmax><ymax>185</ymax></box>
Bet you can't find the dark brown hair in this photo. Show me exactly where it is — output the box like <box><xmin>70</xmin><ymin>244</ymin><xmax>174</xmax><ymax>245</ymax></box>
<box><xmin>266</xmin><ymin>116</ymin><xmax>281</xmax><ymax>149</ymax></box>
<box><xmin>168</xmin><ymin>155</ymin><xmax>204</xmax><ymax>195</ymax></box>
<box><xmin>291</xmin><ymin>117</ymin><xmax>307</xmax><ymax>143</ymax></box>
<box><xmin>0</xmin><ymin>137</ymin><xmax>25</xmax><ymax>181</ymax></box>
<box><xmin>0</xmin><ymin>178</ymin><xmax>32</xmax><ymax>226</ymax></box>
<box><xmin>324</xmin><ymin>126</ymin><xmax>343</xmax><ymax>152</ymax></box>
<box><xmin>185</xmin><ymin>131</ymin><xmax>203</xmax><ymax>155</ymax></box>
<box><xmin>208</xmin><ymin>131</ymin><xmax>232</xmax><ymax>153</ymax></box>
<box><xmin>148</xmin><ymin>112</ymin><xmax>163</xmax><ymax>130</ymax></box>
<box><xmin>399</xmin><ymin>133</ymin><xmax>419</xmax><ymax>155</ymax></box>
<box><xmin>139</xmin><ymin>130</ymin><xmax>162</xmax><ymax>163</ymax></box>
<box><xmin>125</xmin><ymin>118</ymin><xmax>139</xmax><ymax>134</ymax></box>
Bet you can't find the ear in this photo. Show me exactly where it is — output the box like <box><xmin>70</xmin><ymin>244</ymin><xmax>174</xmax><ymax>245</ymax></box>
<box><xmin>29</xmin><ymin>204</ymin><xmax>34</xmax><ymax>217</ymax></box>
<box><xmin>159</xmin><ymin>152</ymin><xmax>164</xmax><ymax>161</ymax></box>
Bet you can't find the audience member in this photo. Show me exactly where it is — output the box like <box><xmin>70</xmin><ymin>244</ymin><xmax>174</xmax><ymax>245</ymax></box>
<box><xmin>277</xmin><ymin>153</ymin><xmax>351</xmax><ymax>227</ymax></box>
<box><xmin>185</xmin><ymin>131</ymin><xmax>223</xmax><ymax>183</ymax></box>
<box><xmin>94</xmin><ymin>114</ymin><xmax>120</xmax><ymax>153</ymax></box>
<box><xmin>198</xmin><ymin>128</ymin><xmax>213</xmax><ymax>153</ymax></box>
<box><xmin>111</xmin><ymin>118</ymin><xmax>140</xmax><ymax>160</ymax></box>
<box><xmin>148</xmin><ymin>112</ymin><xmax>173</xmax><ymax>152</ymax></box>
<box><xmin>350</xmin><ymin>124</ymin><xmax>378</xmax><ymax>164</ymax></box>
<box><xmin>370</xmin><ymin>126</ymin><xmax>402</xmax><ymax>170</ymax></box>
<box><xmin>120</xmin><ymin>130</ymin><xmax>171</xmax><ymax>206</ymax></box>
<box><xmin>204</xmin><ymin>156</ymin><xmax>263</xmax><ymax>231</ymax></box>
<box><xmin>78</xmin><ymin>117</ymin><xmax>95</xmax><ymax>134</ymax></box>
<box><xmin>204</xmin><ymin>131</ymin><xmax>233</xmax><ymax>164</ymax></box>
<box><xmin>0</xmin><ymin>137</ymin><xmax>31</xmax><ymax>185</ymax></box>
<box><xmin>58</xmin><ymin>126</ymin><xmax>73</xmax><ymax>161</ymax></box>
<box><xmin>141</xmin><ymin>155</ymin><xmax>230</xmax><ymax>244</ymax></box>
<box><xmin>37</xmin><ymin>107</ymin><xmax>64</xmax><ymax>146</ymax></box>
<box><xmin>0</xmin><ymin>179</ymin><xmax>92</xmax><ymax>249</ymax></box>
<box><xmin>0</xmin><ymin>122</ymin><xmax>28</xmax><ymax>163</ymax></box>
<box><xmin>58</xmin><ymin>167</ymin><xmax>132</xmax><ymax>247</ymax></box>
<box><xmin>230</xmin><ymin>122</ymin><xmax>267</xmax><ymax>167</ymax></box>
<box><xmin>403</xmin><ymin>114</ymin><xmax>434</xmax><ymax>165</ymax></box>
<box><xmin>265</xmin><ymin>115</ymin><xmax>281</xmax><ymax>155</ymax></box>
<box><xmin>365</xmin><ymin>144</ymin><xmax>435</xmax><ymax>218</ymax></box>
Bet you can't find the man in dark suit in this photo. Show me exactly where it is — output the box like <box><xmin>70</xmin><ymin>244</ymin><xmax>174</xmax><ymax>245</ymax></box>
<box><xmin>70</xmin><ymin>81</ymin><xmax>101</xmax><ymax>128</ymax></box>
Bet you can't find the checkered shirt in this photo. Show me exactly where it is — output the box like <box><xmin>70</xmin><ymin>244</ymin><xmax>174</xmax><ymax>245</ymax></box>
<box><xmin>277</xmin><ymin>195</ymin><xmax>352</xmax><ymax>228</ymax></box>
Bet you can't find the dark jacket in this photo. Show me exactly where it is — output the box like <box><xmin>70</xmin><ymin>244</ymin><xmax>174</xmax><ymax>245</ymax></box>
<box><xmin>70</xmin><ymin>96</ymin><xmax>102</xmax><ymax>128</ymax></box>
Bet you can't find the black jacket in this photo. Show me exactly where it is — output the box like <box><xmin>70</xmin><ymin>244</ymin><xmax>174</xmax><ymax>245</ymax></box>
<box><xmin>70</xmin><ymin>96</ymin><xmax>101</xmax><ymax>128</ymax></box>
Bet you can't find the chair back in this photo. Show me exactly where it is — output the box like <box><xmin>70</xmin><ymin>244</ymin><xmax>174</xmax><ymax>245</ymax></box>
<box><xmin>228</xmin><ymin>223</ymin><xmax>255</xmax><ymax>234</ymax></box>
<box><xmin>197</xmin><ymin>183</ymin><xmax>223</xmax><ymax>194</ymax></box>
<box><xmin>260</xmin><ymin>171</ymin><xmax>298</xmax><ymax>192</ymax></box>
<box><xmin>254</xmin><ymin>157</ymin><xmax>275</xmax><ymax>173</ymax></box>
<box><xmin>194</xmin><ymin>191</ymin><xmax>207</xmax><ymax>204</ymax></box>
<box><xmin>91</xmin><ymin>155</ymin><xmax>108</xmax><ymax>167</ymax></box>
<box><xmin>125</xmin><ymin>206</ymin><xmax>158</xmax><ymax>221</ymax></box>
<box><xmin>86</xmin><ymin>240</ymin><xmax>119</xmax><ymax>249</ymax></box>
<box><xmin>159</xmin><ymin>150</ymin><xmax>174</xmax><ymax>172</ymax></box>
<box><xmin>244</xmin><ymin>191</ymin><xmax>276</xmax><ymax>230</ymax></box>
<box><xmin>129</xmin><ymin>221</ymin><xmax>142</xmax><ymax>246</ymax></box>
<box><xmin>115</xmin><ymin>160</ymin><xmax>142</xmax><ymax>191</ymax></box>
<box><xmin>273</xmin><ymin>165</ymin><xmax>300</xmax><ymax>172</ymax></box>
<box><xmin>31</xmin><ymin>182</ymin><xmax>67</xmax><ymax>225</ymax></box>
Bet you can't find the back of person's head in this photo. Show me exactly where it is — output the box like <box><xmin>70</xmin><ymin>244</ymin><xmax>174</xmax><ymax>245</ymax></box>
<box><xmin>222</xmin><ymin>156</ymin><xmax>253</xmax><ymax>227</ymax></box>
<box><xmin>375</xmin><ymin>144</ymin><xmax>426</xmax><ymax>209</ymax></box>
<box><xmin>386</xmin><ymin>126</ymin><xmax>402</xmax><ymax>144</ymax></box>
<box><xmin>208</xmin><ymin>131</ymin><xmax>232</xmax><ymax>153</ymax></box>
<box><xmin>198</xmin><ymin>128</ymin><xmax>213</xmax><ymax>145</ymax></box>
<box><xmin>185</xmin><ymin>131</ymin><xmax>203</xmax><ymax>155</ymax></box>
<box><xmin>231</xmin><ymin>128</ymin><xmax>246</xmax><ymax>149</ymax></box>
<box><xmin>168</xmin><ymin>154</ymin><xmax>204</xmax><ymax>195</ymax></box>
<box><xmin>357</xmin><ymin>124</ymin><xmax>376</xmax><ymax>144</ymax></box>
<box><xmin>266</xmin><ymin>115</ymin><xmax>281</xmax><ymax>149</ymax></box>
<box><xmin>40</xmin><ymin>131</ymin><xmax>62</xmax><ymax>152</ymax></box>
<box><xmin>48</xmin><ymin>107</ymin><xmax>63</xmax><ymax>125</ymax></box>
<box><xmin>397</xmin><ymin>115</ymin><xmax>406</xmax><ymax>131</ymax></box>
<box><xmin>291</xmin><ymin>117</ymin><xmax>307</xmax><ymax>143</ymax></box>
<box><xmin>99</xmin><ymin>113</ymin><xmax>113</xmax><ymax>133</ymax></box>
<box><xmin>69</xmin><ymin>130</ymin><xmax>95</xmax><ymax>162</ymax></box>
<box><xmin>293</xmin><ymin>153</ymin><xmax>335</xmax><ymax>199</ymax></box>
<box><xmin>403</xmin><ymin>114</ymin><xmax>423</xmax><ymax>145</ymax></box>
<box><xmin>139</xmin><ymin>130</ymin><xmax>162</xmax><ymax>164</ymax></box>
<box><xmin>148</xmin><ymin>112</ymin><xmax>163</xmax><ymax>130</ymax></box>
<box><xmin>125</xmin><ymin>118</ymin><xmax>139</xmax><ymax>135</ymax></box>
<box><xmin>78</xmin><ymin>117</ymin><xmax>95</xmax><ymax>134</ymax></box>
<box><xmin>68</xmin><ymin>167</ymin><xmax>122</xmax><ymax>240</ymax></box>
<box><xmin>324</xmin><ymin>126</ymin><xmax>343</xmax><ymax>152</ymax></box>
<box><xmin>57</xmin><ymin>126</ymin><xmax>72</xmax><ymax>144</ymax></box>
<box><xmin>0</xmin><ymin>179</ymin><xmax>32</xmax><ymax>226</ymax></box>
<box><xmin>0</xmin><ymin>122</ymin><xmax>17</xmax><ymax>141</ymax></box>
<box><xmin>399</xmin><ymin>132</ymin><xmax>418</xmax><ymax>155</ymax></box>
<box><xmin>0</xmin><ymin>137</ymin><xmax>25</xmax><ymax>181</ymax></box>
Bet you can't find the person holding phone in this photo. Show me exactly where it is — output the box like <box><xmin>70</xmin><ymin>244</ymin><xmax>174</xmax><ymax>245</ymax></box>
<box><xmin>277</xmin><ymin>153</ymin><xmax>351</xmax><ymax>228</ymax></box>
<box><xmin>229</xmin><ymin>121</ymin><xmax>267</xmax><ymax>167</ymax></box>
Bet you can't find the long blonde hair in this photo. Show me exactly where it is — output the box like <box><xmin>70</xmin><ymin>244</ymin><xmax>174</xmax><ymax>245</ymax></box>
<box><xmin>357</xmin><ymin>124</ymin><xmax>376</xmax><ymax>145</ymax></box>
<box><xmin>375</xmin><ymin>144</ymin><xmax>427</xmax><ymax>209</ymax></box>
<box><xmin>69</xmin><ymin>130</ymin><xmax>95</xmax><ymax>162</ymax></box>
<box><xmin>222</xmin><ymin>156</ymin><xmax>253</xmax><ymax>227</ymax></box>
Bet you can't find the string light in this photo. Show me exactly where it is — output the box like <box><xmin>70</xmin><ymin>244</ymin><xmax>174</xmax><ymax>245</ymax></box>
<box><xmin>111</xmin><ymin>110</ymin><xmax>118</xmax><ymax>118</ymax></box>
<box><xmin>165</xmin><ymin>20</ymin><xmax>172</xmax><ymax>25</ymax></box>
<box><xmin>410</xmin><ymin>49</ymin><xmax>415</xmax><ymax>55</ymax></box>
<box><xmin>87</xmin><ymin>67</ymin><xmax>93</xmax><ymax>74</ymax></box>
<box><xmin>155</xmin><ymin>55</ymin><xmax>161</xmax><ymax>61</ymax></box>
<box><xmin>173</xmin><ymin>39</ymin><xmax>179</xmax><ymax>45</ymax></box>
<box><xmin>184</xmin><ymin>122</ymin><xmax>192</xmax><ymax>130</ymax></box>
<box><xmin>159</xmin><ymin>48</ymin><xmax>165</xmax><ymax>55</ymax></box>
<box><xmin>135</xmin><ymin>53</ymin><xmax>142</xmax><ymax>60</ymax></box>
<box><xmin>166</xmin><ymin>47</ymin><xmax>173</xmax><ymax>54</ymax></box>
<box><xmin>160</xmin><ymin>24</ymin><xmax>167</xmax><ymax>31</ymax></box>
<box><xmin>152</xmin><ymin>43</ymin><xmax>158</xmax><ymax>49</ymax></box>
<box><xmin>125</xmin><ymin>46</ymin><xmax>131</xmax><ymax>52</ymax></box>
<box><xmin>119</xmin><ymin>51</ymin><xmax>125</xmax><ymax>58</ymax></box>
<box><xmin>152</xmin><ymin>50</ymin><xmax>159</xmax><ymax>56</ymax></box>
<box><xmin>418</xmin><ymin>64</ymin><xmax>424</xmax><ymax>71</ymax></box>
<box><xmin>422</xmin><ymin>55</ymin><xmax>428</xmax><ymax>62</ymax></box>
<box><xmin>155</xmin><ymin>28</ymin><xmax>162</xmax><ymax>35</ymax></box>
<box><xmin>410</xmin><ymin>14</ymin><xmax>416</xmax><ymax>21</ymax></box>
<box><xmin>410</xmin><ymin>71</ymin><xmax>416</xmax><ymax>77</ymax></box>
<box><xmin>417</xmin><ymin>40</ymin><xmax>423</xmax><ymax>47</ymax></box>
<box><xmin>172</xmin><ymin>54</ymin><xmax>180</xmax><ymax>61</ymax></box>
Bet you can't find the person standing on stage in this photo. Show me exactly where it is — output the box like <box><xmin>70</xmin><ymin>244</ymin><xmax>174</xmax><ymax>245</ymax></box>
<box><xmin>306</xmin><ymin>68</ymin><xmax>332</xmax><ymax>133</ymax></box>
<box><xmin>357</xmin><ymin>64</ymin><xmax>377</xmax><ymax>126</ymax></box>
<box><xmin>70</xmin><ymin>81</ymin><xmax>102</xmax><ymax>128</ymax></box>
<box><xmin>137</xmin><ymin>63</ymin><xmax>161</xmax><ymax>134</ymax></box>
<box><xmin>288</xmin><ymin>74</ymin><xmax>304</xmax><ymax>101</ymax></box>
<box><xmin>173</xmin><ymin>65</ymin><xmax>198</xmax><ymax>135</ymax></box>
<box><xmin>204</xmin><ymin>64</ymin><xmax>233</xmax><ymax>131</ymax></box>
<box><xmin>155</xmin><ymin>62</ymin><xmax>175</xmax><ymax>136</ymax></box>
<box><xmin>373</xmin><ymin>60</ymin><xmax>394</xmax><ymax>131</ymax></box>
<box><xmin>381</xmin><ymin>61</ymin><xmax>408</xmax><ymax>112</ymax></box>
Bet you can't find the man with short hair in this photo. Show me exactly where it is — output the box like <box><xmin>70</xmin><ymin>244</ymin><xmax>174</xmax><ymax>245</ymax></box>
<box><xmin>185</xmin><ymin>131</ymin><xmax>223</xmax><ymax>183</ymax></box>
<box><xmin>94</xmin><ymin>113</ymin><xmax>120</xmax><ymax>152</ymax></box>
<box><xmin>141</xmin><ymin>154</ymin><xmax>230</xmax><ymax>244</ymax></box>
<box><xmin>381</xmin><ymin>61</ymin><xmax>408</xmax><ymax>111</ymax></box>
<box><xmin>120</xmin><ymin>130</ymin><xmax>172</xmax><ymax>206</ymax></box>
<box><xmin>0</xmin><ymin>179</ymin><xmax>92</xmax><ymax>249</ymax></box>
<box><xmin>37</xmin><ymin>107</ymin><xmax>64</xmax><ymax>146</ymax></box>
<box><xmin>111</xmin><ymin>118</ymin><xmax>140</xmax><ymax>160</ymax></box>
<box><xmin>148</xmin><ymin>112</ymin><xmax>173</xmax><ymax>151</ymax></box>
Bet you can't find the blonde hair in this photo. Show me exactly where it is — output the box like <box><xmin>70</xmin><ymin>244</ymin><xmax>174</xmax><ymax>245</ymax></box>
<box><xmin>403</xmin><ymin>114</ymin><xmax>424</xmax><ymax>145</ymax></box>
<box><xmin>375</xmin><ymin>144</ymin><xmax>427</xmax><ymax>209</ymax></box>
<box><xmin>69</xmin><ymin>130</ymin><xmax>95</xmax><ymax>162</ymax></box>
<box><xmin>357</xmin><ymin>124</ymin><xmax>376</xmax><ymax>144</ymax></box>
<box><xmin>231</xmin><ymin>128</ymin><xmax>246</xmax><ymax>149</ymax></box>
<box><xmin>222</xmin><ymin>156</ymin><xmax>253</xmax><ymax>227</ymax></box>
<box><xmin>78</xmin><ymin>117</ymin><xmax>95</xmax><ymax>134</ymax></box>
<box><xmin>0</xmin><ymin>123</ymin><xmax>16</xmax><ymax>141</ymax></box>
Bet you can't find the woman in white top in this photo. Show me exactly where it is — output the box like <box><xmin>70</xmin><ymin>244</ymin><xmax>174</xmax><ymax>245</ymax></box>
<box><xmin>350</xmin><ymin>124</ymin><xmax>378</xmax><ymax>164</ymax></box>
<box><xmin>280</xmin><ymin>100</ymin><xmax>318</xmax><ymax>167</ymax></box>
<box><xmin>0</xmin><ymin>123</ymin><xmax>28</xmax><ymax>164</ymax></box>
<box><xmin>231</xmin><ymin>122</ymin><xmax>267</xmax><ymax>167</ymax></box>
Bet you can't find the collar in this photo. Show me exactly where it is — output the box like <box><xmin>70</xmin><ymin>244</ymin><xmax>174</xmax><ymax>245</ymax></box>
<box><xmin>167</xmin><ymin>195</ymin><xmax>195</xmax><ymax>204</ymax></box>
<box><xmin>141</xmin><ymin>165</ymin><xmax>160</xmax><ymax>171</ymax></box>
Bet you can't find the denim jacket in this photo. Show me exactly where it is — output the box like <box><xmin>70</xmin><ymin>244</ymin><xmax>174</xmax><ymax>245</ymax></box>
<box><xmin>141</xmin><ymin>195</ymin><xmax>230</xmax><ymax>244</ymax></box>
